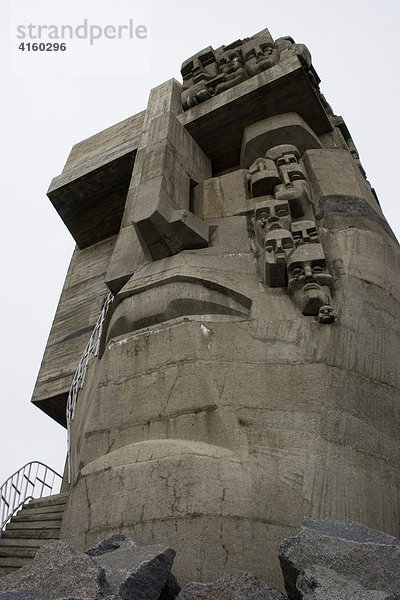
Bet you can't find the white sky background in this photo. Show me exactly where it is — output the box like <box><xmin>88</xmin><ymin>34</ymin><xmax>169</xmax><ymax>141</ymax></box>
<box><xmin>0</xmin><ymin>0</ymin><xmax>399</xmax><ymax>489</ymax></box>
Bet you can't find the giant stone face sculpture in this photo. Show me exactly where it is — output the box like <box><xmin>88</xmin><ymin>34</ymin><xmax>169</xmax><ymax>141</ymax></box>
<box><xmin>287</xmin><ymin>243</ymin><xmax>334</xmax><ymax>316</ymax></box>
<box><xmin>32</xmin><ymin>26</ymin><xmax>400</xmax><ymax>593</ymax></box>
<box><xmin>242</xmin><ymin>30</ymin><xmax>279</xmax><ymax>76</ymax></box>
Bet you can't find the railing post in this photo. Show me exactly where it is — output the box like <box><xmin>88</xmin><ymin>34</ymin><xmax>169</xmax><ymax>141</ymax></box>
<box><xmin>0</xmin><ymin>462</ymin><xmax>62</xmax><ymax>532</ymax></box>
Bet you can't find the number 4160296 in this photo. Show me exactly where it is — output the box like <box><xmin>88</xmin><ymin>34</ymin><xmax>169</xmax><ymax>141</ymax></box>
<box><xmin>18</xmin><ymin>42</ymin><xmax>66</xmax><ymax>51</ymax></box>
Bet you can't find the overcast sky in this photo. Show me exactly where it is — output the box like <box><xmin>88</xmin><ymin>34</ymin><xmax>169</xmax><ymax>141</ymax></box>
<box><xmin>0</xmin><ymin>0</ymin><xmax>399</xmax><ymax>491</ymax></box>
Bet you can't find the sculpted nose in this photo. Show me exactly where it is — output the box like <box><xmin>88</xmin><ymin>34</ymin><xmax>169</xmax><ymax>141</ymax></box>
<box><xmin>304</xmin><ymin>267</ymin><xmax>314</xmax><ymax>282</ymax></box>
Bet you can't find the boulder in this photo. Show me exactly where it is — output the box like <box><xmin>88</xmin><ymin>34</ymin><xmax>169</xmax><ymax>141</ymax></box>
<box><xmin>279</xmin><ymin>518</ymin><xmax>400</xmax><ymax>599</ymax></box>
<box><xmin>0</xmin><ymin>592</ymin><xmax>50</xmax><ymax>600</ymax></box>
<box><xmin>159</xmin><ymin>573</ymin><xmax>182</xmax><ymax>600</ymax></box>
<box><xmin>178</xmin><ymin>572</ymin><xmax>287</xmax><ymax>600</ymax></box>
<box><xmin>0</xmin><ymin>541</ymin><xmax>108</xmax><ymax>599</ymax></box>
<box><xmin>87</xmin><ymin>535</ymin><xmax>178</xmax><ymax>600</ymax></box>
<box><xmin>86</xmin><ymin>533</ymin><xmax>127</xmax><ymax>557</ymax></box>
<box><xmin>0</xmin><ymin>535</ymin><xmax>180</xmax><ymax>600</ymax></box>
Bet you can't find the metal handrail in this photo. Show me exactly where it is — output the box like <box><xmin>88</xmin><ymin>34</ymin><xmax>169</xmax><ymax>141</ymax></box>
<box><xmin>0</xmin><ymin>461</ymin><xmax>62</xmax><ymax>531</ymax></box>
<box><xmin>66</xmin><ymin>291</ymin><xmax>114</xmax><ymax>483</ymax></box>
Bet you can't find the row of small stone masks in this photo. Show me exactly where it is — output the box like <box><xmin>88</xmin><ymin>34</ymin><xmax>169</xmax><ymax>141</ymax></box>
<box><xmin>248</xmin><ymin>144</ymin><xmax>335</xmax><ymax>324</ymax></box>
<box><xmin>181</xmin><ymin>32</ymin><xmax>311</xmax><ymax>110</ymax></box>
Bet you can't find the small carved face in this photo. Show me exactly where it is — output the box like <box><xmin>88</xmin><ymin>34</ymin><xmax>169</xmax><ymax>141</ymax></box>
<box><xmin>276</xmin><ymin>154</ymin><xmax>298</xmax><ymax>168</ymax></box>
<box><xmin>318</xmin><ymin>305</ymin><xmax>335</xmax><ymax>324</ymax></box>
<box><xmin>181</xmin><ymin>48</ymin><xmax>218</xmax><ymax>87</ymax></box>
<box><xmin>287</xmin><ymin>259</ymin><xmax>331</xmax><ymax>293</ymax></box>
<box><xmin>276</xmin><ymin>154</ymin><xmax>306</xmax><ymax>187</ymax></box>
<box><xmin>256</xmin><ymin>199</ymin><xmax>291</xmax><ymax>236</ymax></box>
<box><xmin>291</xmin><ymin>221</ymin><xmax>319</xmax><ymax>245</ymax></box>
<box><xmin>217</xmin><ymin>50</ymin><xmax>243</xmax><ymax>75</ymax></box>
<box><xmin>242</xmin><ymin>40</ymin><xmax>279</xmax><ymax>76</ymax></box>
<box><xmin>264</xmin><ymin>230</ymin><xmax>294</xmax><ymax>262</ymax></box>
<box><xmin>287</xmin><ymin>246</ymin><xmax>333</xmax><ymax>316</ymax></box>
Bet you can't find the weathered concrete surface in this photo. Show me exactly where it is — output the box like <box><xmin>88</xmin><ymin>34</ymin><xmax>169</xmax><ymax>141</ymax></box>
<box><xmin>192</xmin><ymin>170</ymin><xmax>251</xmax><ymax>219</ymax></box>
<box><xmin>48</xmin><ymin>112</ymin><xmax>144</xmax><ymax>249</ymax></box>
<box><xmin>279</xmin><ymin>518</ymin><xmax>400</xmax><ymax>599</ymax></box>
<box><xmin>240</xmin><ymin>113</ymin><xmax>322</xmax><ymax>169</ymax></box>
<box><xmin>303</xmin><ymin>149</ymin><xmax>381</xmax><ymax>214</ymax></box>
<box><xmin>129</xmin><ymin>80</ymin><xmax>211</xmax><ymax>261</ymax></box>
<box><xmin>60</xmin><ymin>195</ymin><xmax>400</xmax><ymax>589</ymax></box>
<box><xmin>32</xmin><ymin>26</ymin><xmax>400</xmax><ymax>594</ymax></box>
<box><xmin>178</xmin><ymin>572</ymin><xmax>287</xmax><ymax>600</ymax></box>
<box><xmin>32</xmin><ymin>236</ymin><xmax>117</xmax><ymax>425</ymax></box>
<box><xmin>178</xmin><ymin>54</ymin><xmax>331</xmax><ymax>174</ymax></box>
<box><xmin>105</xmin><ymin>79</ymin><xmax>211</xmax><ymax>293</ymax></box>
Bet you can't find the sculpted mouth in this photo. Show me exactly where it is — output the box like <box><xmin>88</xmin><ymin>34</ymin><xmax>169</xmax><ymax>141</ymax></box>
<box><xmin>269</xmin><ymin>223</ymin><xmax>281</xmax><ymax>231</ymax></box>
<box><xmin>303</xmin><ymin>283</ymin><xmax>320</xmax><ymax>291</ymax></box>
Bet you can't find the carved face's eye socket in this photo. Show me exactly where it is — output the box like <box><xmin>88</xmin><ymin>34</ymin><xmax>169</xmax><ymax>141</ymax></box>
<box><xmin>181</xmin><ymin>61</ymin><xmax>194</xmax><ymax>78</ymax></box>
<box><xmin>261</xmin><ymin>45</ymin><xmax>273</xmax><ymax>55</ymax></box>
<box><xmin>201</xmin><ymin>53</ymin><xmax>216</xmax><ymax>67</ymax></box>
<box><xmin>265</xmin><ymin>241</ymin><xmax>274</xmax><ymax>252</ymax></box>
<box><xmin>276</xmin><ymin>158</ymin><xmax>285</xmax><ymax>167</ymax></box>
<box><xmin>258</xmin><ymin>210</ymin><xmax>270</xmax><ymax>221</ymax></box>
<box><xmin>291</xmin><ymin>267</ymin><xmax>304</xmax><ymax>278</ymax></box>
<box><xmin>289</xmin><ymin>156</ymin><xmax>297</xmax><ymax>163</ymax></box>
<box><xmin>219</xmin><ymin>58</ymin><xmax>226</xmax><ymax>65</ymax></box>
<box><xmin>283</xmin><ymin>239</ymin><xmax>294</xmax><ymax>249</ymax></box>
<box><xmin>312</xmin><ymin>265</ymin><xmax>324</xmax><ymax>274</ymax></box>
<box><xmin>276</xmin><ymin>208</ymin><xmax>288</xmax><ymax>217</ymax></box>
<box><xmin>245</xmin><ymin>50</ymin><xmax>256</xmax><ymax>60</ymax></box>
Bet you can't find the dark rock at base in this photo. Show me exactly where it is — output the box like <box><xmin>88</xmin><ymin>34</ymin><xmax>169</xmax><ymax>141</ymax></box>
<box><xmin>279</xmin><ymin>518</ymin><xmax>400</xmax><ymax>599</ymax></box>
<box><xmin>0</xmin><ymin>535</ymin><xmax>180</xmax><ymax>600</ymax></box>
<box><xmin>91</xmin><ymin>536</ymin><xmax>177</xmax><ymax>600</ymax></box>
<box><xmin>118</xmin><ymin>548</ymin><xmax>176</xmax><ymax>600</ymax></box>
<box><xmin>177</xmin><ymin>572</ymin><xmax>287</xmax><ymax>600</ymax></box>
<box><xmin>0</xmin><ymin>592</ymin><xmax>50</xmax><ymax>600</ymax></box>
<box><xmin>159</xmin><ymin>573</ymin><xmax>181</xmax><ymax>600</ymax></box>
<box><xmin>0</xmin><ymin>542</ymin><xmax>108</xmax><ymax>600</ymax></box>
<box><xmin>86</xmin><ymin>534</ymin><xmax>127</xmax><ymax>557</ymax></box>
<box><xmin>249</xmin><ymin>594</ymin><xmax>282</xmax><ymax>600</ymax></box>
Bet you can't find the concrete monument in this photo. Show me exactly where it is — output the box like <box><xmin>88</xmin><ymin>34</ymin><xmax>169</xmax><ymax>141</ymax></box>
<box><xmin>31</xmin><ymin>27</ymin><xmax>400</xmax><ymax>589</ymax></box>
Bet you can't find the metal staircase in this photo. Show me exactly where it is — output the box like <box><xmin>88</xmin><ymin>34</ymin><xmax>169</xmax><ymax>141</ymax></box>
<box><xmin>0</xmin><ymin>492</ymin><xmax>68</xmax><ymax>575</ymax></box>
<box><xmin>0</xmin><ymin>462</ymin><xmax>66</xmax><ymax>576</ymax></box>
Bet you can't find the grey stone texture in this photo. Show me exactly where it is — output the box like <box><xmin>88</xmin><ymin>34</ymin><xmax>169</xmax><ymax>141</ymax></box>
<box><xmin>178</xmin><ymin>573</ymin><xmax>287</xmax><ymax>600</ymax></box>
<box><xmin>0</xmin><ymin>592</ymin><xmax>50</xmax><ymax>600</ymax></box>
<box><xmin>31</xmin><ymin>237</ymin><xmax>116</xmax><ymax>425</ymax></box>
<box><xmin>30</xmin><ymin>26</ymin><xmax>400</xmax><ymax>592</ymax></box>
<box><xmin>159</xmin><ymin>573</ymin><xmax>181</xmax><ymax>600</ymax></box>
<box><xmin>0</xmin><ymin>537</ymin><xmax>179</xmax><ymax>600</ymax></box>
<box><xmin>0</xmin><ymin>541</ymin><xmax>107</xmax><ymax>599</ymax></box>
<box><xmin>279</xmin><ymin>518</ymin><xmax>400</xmax><ymax>599</ymax></box>
<box><xmin>87</xmin><ymin>535</ymin><xmax>178</xmax><ymax>600</ymax></box>
<box><xmin>48</xmin><ymin>111</ymin><xmax>145</xmax><ymax>248</ymax></box>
